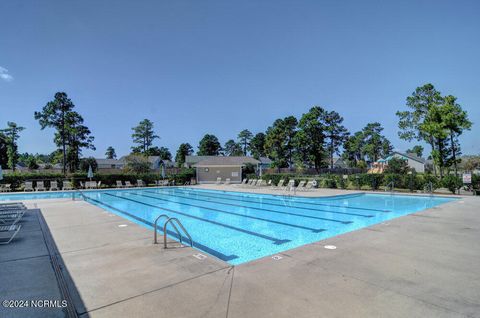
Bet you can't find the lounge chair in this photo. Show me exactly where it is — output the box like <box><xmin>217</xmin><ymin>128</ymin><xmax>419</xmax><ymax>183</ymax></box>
<box><xmin>80</xmin><ymin>181</ymin><xmax>85</xmax><ymax>189</ymax></box>
<box><xmin>0</xmin><ymin>210</ymin><xmax>25</xmax><ymax>226</ymax></box>
<box><xmin>238</xmin><ymin>179</ymin><xmax>248</xmax><ymax>186</ymax></box>
<box><xmin>215</xmin><ymin>177</ymin><xmax>222</xmax><ymax>185</ymax></box>
<box><xmin>97</xmin><ymin>181</ymin><xmax>102</xmax><ymax>188</ymax></box>
<box><xmin>0</xmin><ymin>205</ymin><xmax>26</xmax><ymax>211</ymax></box>
<box><xmin>224</xmin><ymin>178</ymin><xmax>230</xmax><ymax>185</ymax></box>
<box><xmin>0</xmin><ymin>184</ymin><xmax>11</xmax><ymax>192</ymax></box>
<box><xmin>0</xmin><ymin>202</ymin><xmax>25</xmax><ymax>209</ymax></box>
<box><xmin>248</xmin><ymin>179</ymin><xmax>257</xmax><ymax>187</ymax></box>
<box><xmin>137</xmin><ymin>180</ymin><xmax>145</xmax><ymax>187</ymax></box>
<box><xmin>0</xmin><ymin>224</ymin><xmax>22</xmax><ymax>245</ymax></box>
<box><xmin>24</xmin><ymin>181</ymin><xmax>34</xmax><ymax>192</ymax></box>
<box><xmin>36</xmin><ymin>181</ymin><xmax>46</xmax><ymax>191</ymax></box>
<box><xmin>62</xmin><ymin>181</ymin><xmax>73</xmax><ymax>190</ymax></box>
<box><xmin>296</xmin><ymin>180</ymin><xmax>306</xmax><ymax>191</ymax></box>
<box><xmin>116</xmin><ymin>180</ymin><xmax>124</xmax><ymax>188</ymax></box>
<box><xmin>304</xmin><ymin>181</ymin><xmax>314</xmax><ymax>191</ymax></box>
<box><xmin>125</xmin><ymin>181</ymin><xmax>133</xmax><ymax>188</ymax></box>
<box><xmin>50</xmin><ymin>181</ymin><xmax>59</xmax><ymax>191</ymax></box>
<box><xmin>272</xmin><ymin>179</ymin><xmax>285</xmax><ymax>190</ymax></box>
<box><xmin>256</xmin><ymin>179</ymin><xmax>265</xmax><ymax>187</ymax></box>
<box><xmin>286</xmin><ymin>179</ymin><xmax>295</xmax><ymax>189</ymax></box>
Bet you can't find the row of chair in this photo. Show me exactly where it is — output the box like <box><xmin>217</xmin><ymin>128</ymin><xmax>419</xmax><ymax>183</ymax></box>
<box><xmin>0</xmin><ymin>202</ymin><xmax>25</xmax><ymax>245</ymax></box>
<box><xmin>235</xmin><ymin>178</ymin><xmax>315</xmax><ymax>192</ymax></box>
<box><xmin>23</xmin><ymin>181</ymin><xmax>73</xmax><ymax>192</ymax></box>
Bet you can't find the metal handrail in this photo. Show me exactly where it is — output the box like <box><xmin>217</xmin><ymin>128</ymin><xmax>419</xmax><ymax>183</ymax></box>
<box><xmin>153</xmin><ymin>214</ymin><xmax>171</xmax><ymax>244</ymax></box>
<box><xmin>425</xmin><ymin>182</ymin><xmax>433</xmax><ymax>195</ymax></box>
<box><xmin>163</xmin><ymin>217</ymin><xmax>193</xmax><ymax>249</ymax></box>
<box><xmin>385</xmin><ymin>181</ymin><xmax>394</xmax><ymax>193</ymax></box>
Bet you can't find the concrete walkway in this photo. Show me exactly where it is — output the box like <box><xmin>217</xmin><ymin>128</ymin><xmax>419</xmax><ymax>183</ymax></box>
<box><xmin>1</xmin><ymin>194</ymin><xmax>479</xmax><ymax>317</ymax></box>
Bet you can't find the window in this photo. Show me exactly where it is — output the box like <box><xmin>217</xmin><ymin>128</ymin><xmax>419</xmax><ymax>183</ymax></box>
<box><xmin>232</xmin><ymin>171</ymin><xmax>239</xmax><ymax>177</ymax></box>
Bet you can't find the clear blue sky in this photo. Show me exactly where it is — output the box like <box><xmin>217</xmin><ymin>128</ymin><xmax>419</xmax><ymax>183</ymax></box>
<box><xmin>0</xmin><ymin>0</ymin><xmax>478</xmax><ymax>158</ymax></box>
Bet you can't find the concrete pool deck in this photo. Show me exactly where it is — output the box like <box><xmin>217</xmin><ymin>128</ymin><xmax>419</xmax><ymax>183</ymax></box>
<box><xmin>1</xmin><ymin>190</ymin><xmax>479</xmax><ymax>317</ymax></box>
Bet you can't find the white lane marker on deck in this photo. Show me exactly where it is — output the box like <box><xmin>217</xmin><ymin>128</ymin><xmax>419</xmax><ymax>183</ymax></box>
<box><xmin>193</xmin><ymin>253</ymin><xmax>207</xmax><ymax>260</ymax></box>
<box><xmin>272</xmin><ymin>255</ymin><xmax>283</xmax><ymax>260</ymax></box>
<box><xmin>118</xmin><ymin>224</ymin><xmax>128</xmax><ymax>228</ymax></box>
<box><xmin>324</xmin><ymin>245</ymin><xmax>337</xmax><ymax>250</ymax></box>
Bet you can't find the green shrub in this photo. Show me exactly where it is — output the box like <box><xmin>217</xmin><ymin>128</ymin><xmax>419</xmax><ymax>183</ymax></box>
<box><xmin>442</xmin><ymin>175</ymin><xmax>462</xmax><ymax>194</ymax></box>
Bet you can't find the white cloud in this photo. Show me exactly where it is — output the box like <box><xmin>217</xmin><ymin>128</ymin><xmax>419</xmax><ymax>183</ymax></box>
<box><xmin>0</xmin><ymin>66</ymin><xmax>13</xmax><ymax>82</ymax></box>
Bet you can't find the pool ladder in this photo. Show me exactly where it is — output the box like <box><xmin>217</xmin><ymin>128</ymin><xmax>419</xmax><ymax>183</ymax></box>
<box><xmin>153</xmin><ymin>214</ymin><xmax>193</xmax><ymax>249</ymax></box>
<box><xmin>385</xmin><ymin>181</ymin><xmax>395</xmax><ymax>193</ymax></box>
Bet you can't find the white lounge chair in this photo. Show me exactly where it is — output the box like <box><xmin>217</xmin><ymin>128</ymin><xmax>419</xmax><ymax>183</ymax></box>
<box><xmin>97</xmin><ymin>181</ymin><xmax>102</xmax><ymax>189</ymax></box>
<box><xmin>116</xmin><ymin>180</ymin><xmax>124</xmax><ymax>188</ymax></box>
<box><xmin>0</xmin><ymin>210</ymin><xmax>25</xmax><ymax>226</ymax></box>
<box><xmin>36</xmin><ymin>181</ymin><xmax>46</xmax><ymax>191</ymax></box>
<box><xmin>304</xmin><ymin>181</ymin><xmax>314</xmax><ymax>191</ymax></box>
<box><xmin>62</xmin><ymin>181</ymin><xmax>73</xmax><ymax>190</ymax></box>
<box><xmin>296</xmin><ymin>180</ymin><xmax>306</xmax><ymax>191</ymax></box>
<box><xmin>224</xmin><ymin>178</ymin><xmax>230</xmax><ymax>185</ymax></box>
<box><xmin>284</xmin><ymin>180</ymin><xmax>295</xmax><ymax>191</ymax></box>
<box><xmin>215</xmin><ymin>177</ymin><xmax>222</xmax><ymax>185</ymax></box>
<box><xmin>0</xmin><ymin>224</ymin><xmax>22</xmax><ymax>245</ymax></box>
<box><xmin>137</xmin><ymin>180</ymin><xmax>145</xmax><ymax>187</ymax></box>
<box><xmin>237</xmin><ymin>179</ymin><xmax>248</xmax><ymax>186</ymax></box>
<box><xmin>272</xmin><ymin>179</ymin><xmax>285</xmax><ymax>190</ymax></box>
<box><xmin>24</xmin><ymin>181</ymin><xmax>34</xmax><ymax>192</ymax></box>
<box><xmin>256</xmin><ymin>179</ymin><xmax>265</xmax><ymax>187</ymax></box>
<box><xmin>50</xmin><ymin>181</ymin><xmax>59</xmax><ymax>191</ymax></box>
<box><xmin>125</xmin><ymin>181</ymin><xmax>133</xmax><ymax>188</ymax></box>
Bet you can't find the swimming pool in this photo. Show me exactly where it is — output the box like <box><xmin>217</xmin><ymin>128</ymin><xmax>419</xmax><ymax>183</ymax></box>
<box><xmin>0</xmin><ymin>187</ymin><xmax>455</xmax><ymax>265</ymax></box>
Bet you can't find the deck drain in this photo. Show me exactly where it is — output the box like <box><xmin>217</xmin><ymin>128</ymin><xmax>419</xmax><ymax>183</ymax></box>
<box><xmin>118</xmin><ymin>224</ymin><xmax>128</xmax><ymax>228</ymax></box>
<box><xmin>272</xmin><ymin>255</ymin><xmax>283</xmax><ymax>260</ymax></box>
<box><xmin>193</xmin><ymin>253</ymin><xmax>207</xmax><ymax>260</ymax></box>
<box><xmin>324</xmin><ymin>245</ymin><xmax>337</xmax><ymax>250</ymax></box>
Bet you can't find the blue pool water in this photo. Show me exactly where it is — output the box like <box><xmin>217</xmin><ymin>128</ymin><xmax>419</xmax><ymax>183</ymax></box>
<box><xmin>0</xmin><ymin>188</ymin><xmax>455</xmax><ymax>265</ymax></box>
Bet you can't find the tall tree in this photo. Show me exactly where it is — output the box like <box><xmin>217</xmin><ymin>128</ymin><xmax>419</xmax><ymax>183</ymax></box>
<box><xmin>35</xmin><ymin>92</ymin><xmax>76</xmax><ymax>174</ymax></box>
<box><xmin>295</xmin><ymin>107</ymin><xmax>327</xmax><ymax>171</ymax></box>
<box><xmin>361</xmin><ymin>122</ymin><xmax>392</xmax><ymax>162</ymax></box>
<box><xmin>146</xmin><ymin>146</ymin><xmax>172</xmax><ymax>160</ymax></box>
<box><xmin>197</xmin><ymin>134</ymin><xmax>222</xmax><ymax>156</ymax></box>
<box><xmin>249</xmin><ymin>132</ymin><xmax>266</xmax><ymax>159</ymax></box>
<box><xmin>59</xmin><ymin>111</ymin><xmax>95</xmax><ymax>172</ymax></box>
<box><xmin>264</xmin><ymin>116</ymin><xmax>298</xmax><ymax>168</ymax></box>
<box><xmin>397</xmin><ymin>84</ymin><xmax>444</xmax><ymax>176</ymax></box>
<box><xmin>175</xmin><ymin>143</ymin><xmax>193</xmax><ymax>167</ymax></box>
<box><xmin>0</xmin><ymin>132</ymin><xmax>8</xmax><ymax>168</ymax></box>
<box><xmin>0</xmin><ymin>122</ymin><xmax>25</xmax><ymax>171</ymax></box>
<box><xmin>105</xmin><ymin>146</ymin><xmax>116</xmax><ymax>159</ymax></box>
<box><xmin>237</xmin><ymin>129</ymin><xmax>253</xmax><ymax>156</ymax></box>
<box><xmin>342</xmin><ymin>131</ymin><xmax>365</xmax><ymax>167</ymax></box>
<box><xmin>439</xmin><ymin>95</ymin><xmax>472</xmax><ymax>179</ymax></box>
<box><xmin>131</xmin><ymin>119</ymin><xmax>159</xmax><ymax>154</ymax></box>
<box><xmin>323</xmin><ymin>111</ymin><xmax>349</xmax><ymax>168</ymax></box>
<box><xmin>406</xmin><ymin>145</ymin><xmax>424</xmax><ymax>157</ymax></box>
<box><xmin>224</xmin><ymin>140</ymin><xmax>243</xmax><ymax>156</ymax></box>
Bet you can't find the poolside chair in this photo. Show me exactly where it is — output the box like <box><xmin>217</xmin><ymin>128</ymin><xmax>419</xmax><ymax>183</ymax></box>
<box><xmin>0</xmin><ymin>202</ymin><xmax>26</xmax><ymax>210</ymax></box>
<box><xmin>272</xmin><ymin>179</ymin><xmax>285</xmax><ymax>190</ymax></box>
<box><xmin>97</xmin><ymin>181</ymin><xmax>102</xmax><ymax>189</ymax></box>
<box><xmin>0</xmin><ymin>210</ymin><xmax>25</xmax><ymax>226</ymax></box>
<box><xmin>296</xmin><ymin>180</ymin><xmax>306</xmax><ymax>191</ymax></box>
<box><xmin>62</xmin><ymin>181</ymin><xmax>73</xmax><ymax>190</ymax></box>
<box><xmin>238</xmin><ymin>178</ymin><xmax>248</xmax><ymax>186</ymax></box>
<box><xmin>24</xmin><ymin>181</ymin><xmax>34</xmax><ymax>192</ymax></box>
<box><xmin>285</xmin><ymin>180</ymin><xmax>295</xmax><ymax>192</ymax></box>
<box><xmin>0</xmin><ymin>224</ymin><xmax>22</xmax><ymax>245</ymax></box>
<box><xmin>125</xmin><ymin>181</ymin><xmax>133</xmax><ymax>188</ymax></box>
<box><xmin>0</xmin><ymin>206</ymin><xmax>26</xmax><ymax>212</ymax></box>
<box><xmin>50</xmin><ymin>181</ymin><xmax>59</xmax><ymax>191</ymax></box>
<box><xmin>116</xmin><ymin>180</ymin><xmax>124</xmax><ymax>188</ymax></box>
<box><xmin>215</xmin><ymin>177</ymin><xmax>222</xmax><ymax>185</ymax></box>
<box><xmin>304</xmin><ymin>181</ymin><xmax>314</xmax><ymax>191</ymax></box>
<box><xmin>36</xmin><ymin>181</ymin><xmax>46</xmax><ymax>191</ymax></box>
<box><xmin>248</xmin><ymin>179</ymin><xmax>257</xmax><ymax>187</ymax></box>
<box><xmin>256</xmin><ymin>179</ymin><xmax>265</xmax><ymax>187</ymax></box>
<box><xmin>137</xmin><ymin>180</ymin><xmax>145</xmax><ymax>187</ymax></box>
<box><xmin>0</xmin><ymin>184</ymin><xmax>12</xmax><ymax>192</ymax></box>
<box><xmin>224</xmin><ymin>178</ymin><xmax>231</xmax><ymax>185</ymax></box>
<box><xmin>80</xmin><ymin>181</ymin><xmax>85</xmax><ymax>189</ymax></box>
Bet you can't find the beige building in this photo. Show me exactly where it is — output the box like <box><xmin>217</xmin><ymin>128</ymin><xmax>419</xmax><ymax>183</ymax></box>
<box><xmin>193</xmin><ymin>156</ymin><xmax>260</xmax><ymax>184</ymax></box>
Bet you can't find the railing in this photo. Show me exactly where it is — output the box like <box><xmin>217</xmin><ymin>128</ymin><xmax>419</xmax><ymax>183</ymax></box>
<box><xmin>385</xmin><ymin>181</ymin><xmax>395</xmax><ymax>193</ymax></box>
<box><xmin>153</xmin><ymin>214</ymin><xmax>193</xmax><ymax>249</ymax></box>
<box><xmin>425</xmin><ymin>182</ymin><xmax>434</xmax><ymax>195</ymax></box>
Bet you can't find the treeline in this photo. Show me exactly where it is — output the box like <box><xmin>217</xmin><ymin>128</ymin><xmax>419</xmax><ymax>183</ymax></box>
<box><xmin>0</xmin><ymin>83</ymin><xmax>474</xmax><ymax>178</ymax></box>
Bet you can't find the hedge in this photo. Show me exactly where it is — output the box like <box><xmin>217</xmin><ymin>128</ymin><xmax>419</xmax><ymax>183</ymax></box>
<box><xmin>1</xmin><ymin>169</ymin><xmax>196</xmax><ymax>191</ymax></box>
<box><xmin>247</xmin><ymin>173</ymin><xmax>466</xmax><ymax>193</ymax></box>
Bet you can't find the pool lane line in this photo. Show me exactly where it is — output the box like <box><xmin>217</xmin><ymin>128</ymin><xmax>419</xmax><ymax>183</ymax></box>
<box><xmin>171</xmin><ymin>188</ymin><xmax>391</xmax><ymax>213</ymax></box>
<box><xmin>128</xmin><ymin>192</ymin><xmax>328</xmax><ymax>232</ymax></box>
<box><xmin>149</xmin><ymin>189</ymin><xmax>376</xmax><ymax>218</ymax></box>
<box><xmin>138</xmin><ymin>190</ymin><xmax>354</xmax><ymax>224</ymax></box>
<box><xmin>103</xmin><ymin>192</ymin><xmax>291</xmax><ymax>245</ymax></box>
<box><xmin>81</xmin><ymin>194</ymin><xmax>239</xmax><ymax>262</ymax></box>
